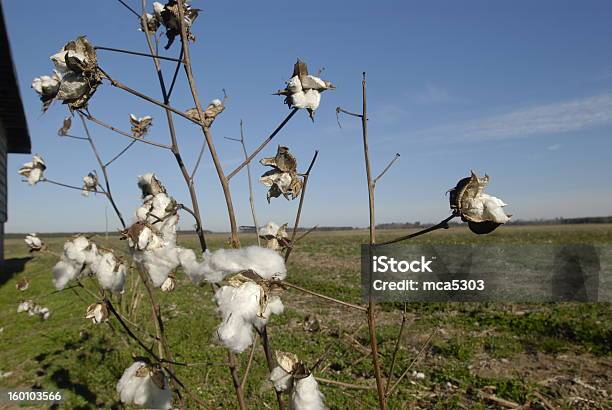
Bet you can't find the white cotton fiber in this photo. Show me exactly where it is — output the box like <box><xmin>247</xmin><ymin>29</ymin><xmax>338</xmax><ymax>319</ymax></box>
<box><xmin>92</xmin><ymin>251</ymin><xmax>127</xmax><ymax>293</ymax></box>
<box><xmin>52</xmin><ymin>236</ymin><xmax>98</xmax><ymax>290</ymax></box>
<box><xmin>214</xmin><ymin>282</ymin><xmax>283</xmax><ymax>353</ymax></box>
<box><xmin>290</xmin><ymin>374</ymin><xmax>326</xmax><ymax>410</ymax></box>
<box><xmin>180</xmin><ymin>246</ymin><xmax>287</xmax><ymax>284</ymax></box>
<box><xmin>116</xmin><ymin>361</ymin><xmax>172</xmax><ymax>410</ymax></box>
<box><xmin>270</xmin><ymin>366</ymin><xmax>294</xmax><ymax>392</ymax></box>
<box><xmin>134</xmin><ymin>246</ymin><xmax>181</xmax><ymax>287</ymax></box>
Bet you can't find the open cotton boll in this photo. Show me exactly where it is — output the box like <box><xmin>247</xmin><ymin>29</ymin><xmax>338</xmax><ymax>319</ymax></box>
<box><xmin>134</xmin><ymin>246</ymin><xmax>181</xmax><ymax>287</ymax></box>
<box><xmin>117</xmin><ymin>362</ymin><xmax>172</xmax><ymax>410</ymax></box>
<box><xmin>25</xmin><ymin>233</ymin><xmax>43</xmax><ymax>251</ymax></box>
<box><xmin>253</xmin><ymin>296</ymin><xmax>284</xmax><ymax>331</ymax></box>
<box><xmin>303</xmin><ymin>90</ymin><xmax>321</xmax><ymax>111</ymax></box>
<box><xmin>137</xmin><ymin>173</ymin><xmax>166</xmax><ymax>198</ymax></box>
<box><xmin>291</xmin><ymin>374</ymin><xmax>326</xmax><ymax>410</ymax></box>
<box><xmin>52</xmin><ymin>236</ymin><xmax>98</xmax><ymax>289</ymax></box>
<box><xmin>92</xmin><ymin>251</ymin><xmax>127</xmax><ymax>293</ymax></box>
<box><xmin>270</xmin><ymin>366</ymin><xmax>294</xmax><ymax>392</ymax></box>
<box><xmin>480</xmin><ymin>194</ymin><xmax>511</xmax><ymax>224</ymax></box>
<box><xmin>287</xmin><ymin>76</ymin><xmax>302</xmax><ymax>93</ymax></box>
<box><xmin>214</xmin><ymin>282</ymin><xmax>281</xmax><ymax>353</ymax></box>
<box><xmin>179</xmin><ymin>246</ymin><xmax>287</xmax><ymax>284</ymax></box>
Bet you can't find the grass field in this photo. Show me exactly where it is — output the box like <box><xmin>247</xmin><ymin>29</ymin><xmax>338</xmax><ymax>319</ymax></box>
<box><xmin>1</xmin><ymin>225</ymin><xmax>611</xmax><ymax>409</ymax></box>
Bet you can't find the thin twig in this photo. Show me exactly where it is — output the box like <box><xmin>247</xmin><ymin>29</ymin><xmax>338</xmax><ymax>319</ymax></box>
<box><xmin>385</xmin><ymin>329</ymin><xmax>436</xmax><ymax>397</ymax></box>
<box><xmin>95</xmin><ymin>46</ymin><xmax>184</xmax><ymax>63</ymax></box>
<box><xmin>105</xmin><ymin>140</ymin><xmax>137</xmax><ymax>167</ymax></box>
<box><xmin>376</xmin><ymin>214</ymin><xmax>458</xmax><ymax>246</ymax></box>
<box><xmin>293</xmin><ymin>225</ymin><xmax>319</xmax><ymax>244</ymax></box>
<box><xmin>373</xmin><ymin>153</ymin><xmax>400</xmax><ymax>185</ymax></box>
<box><xmin>241</xmin><ymin>333</ymin><xmax>258</xmax><ymax>387</ymax></box>
<box><xmin>260</xmin><ymin>326</ymin><xmax>286</xmax><ymax>410</ymax></box>
<box><xmin>42</xmin><ymin>179</ymin><xmax>107</xmax><ymax>195</ymax></box>
<box><xmin>284</xmin><ymin>150</ymin><xmax>318</xmax><ymax>262</ymax></box>
<box><xmin>316</xmin><ymin>377</ymin><xmax>376</xmax><ymax>390</ymax></box>
<box><xmin>226</xmin><ymin>108</ymin><xmax>299</xmax><ymax>180</ymax></box>
<box><xmin>385</xmin><ymin>303</ymin><xmax>407</xmax><ymax>394</ymax></box>
<box><xmin>115</xmin><ymin>0</ymin><xmax>140</xmax><ymax>17</ymax></box>
<box><xmin>80</xmin><ymin>111</ymin><xmax>172</xmax><ymax>149</ymax></box>
<box><xmin>167</xmin><ymin>48</ymin><xmax>184</xmax><ymax>100</ymax></box>
<box><xmin>280</xmin><ymin>280</ymin><xmax>367</xmax><ymax>312</ymax></box>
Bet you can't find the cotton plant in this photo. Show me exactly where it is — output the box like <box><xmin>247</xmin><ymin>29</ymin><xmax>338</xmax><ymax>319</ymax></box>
<box><xmin>185</xmin><ymin>98</ymin><xmax>225</xmax><ymax>127</ymax></box>
<box><xmin>259</xmin><ymin>146</ymin><xmax>303</xmax><ymax>202</ymax></box>
<box><xmin>116</xmin><ymin>361</ymin><xmax>173</xmax><ymax>409</ymax></box>
<box><xmin>24</xmin><ymin>233</ymin><xmax>45</xmax><ymax>252</ymax></box>
<box><xmin>130</xmin><ymin>114</ymin><xmax>153</xmax><ymax>138</ymax></box>
<box><xmin>122</xmin><ymin>173</ymin><xmax>182</xmax><ymax>287</ymax></box>
<box><xmin>17</xmin><ymin>300</ymin><xmax>51</xmax><ymax>320</ymax></box>
<box><xmin>32</xmin><ymin>36</ymin><xmax>101</xmax><ymax>112</ymax></box>
<box><xmin>214</xmin><ymin>272</ymin><xmax>285</xmax><ymax>353</ymax></box>
<box><xmin>259</xmin><ymin>222</ymin><xmax>291</xmax><ymax>252</ymax></box>
<box><xmin>270</xmin><ymin>351</ymin><xmax>326</xmax><ymax>410</ymax></box>
<box><xmin>85</xmin><ymin>303</ymin><xmax>109</xmax><ymax>324</ymax></box>
<box><xmin>449</xmin><ymin>172</ymin><xmax>511</xmax><ymax>234</ymax></box>
<box><xmin>18</xmin><ymin>154</ymin><xmax>46</xmax><ymax>185</ymax></box>
<box><xmin>81</xmin><ymin>171</ymin><xmax>99</xmax><ymax>196</ymax></box>
<box><xmin>275</xmin><ymin>59</ymin><xmax>334</xmax><ymax>121</ymax></box>
<box><xmin>152</xmin><ymin>0</ymin><xmax>201</xmax><ymax>49</ymax></box>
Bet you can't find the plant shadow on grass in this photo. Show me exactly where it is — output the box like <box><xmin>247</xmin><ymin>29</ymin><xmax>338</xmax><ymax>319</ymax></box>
<box><xmin>0</xmin><ymin>256</ymin><xmax>32</xmax><ymax>286</ymax></box>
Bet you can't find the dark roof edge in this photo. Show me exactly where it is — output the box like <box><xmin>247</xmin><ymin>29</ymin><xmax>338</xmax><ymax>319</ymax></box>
<box><xmin>0</xmin><ymin>1</ymin><xmax>32</xmax><ymax>154</ymax></box>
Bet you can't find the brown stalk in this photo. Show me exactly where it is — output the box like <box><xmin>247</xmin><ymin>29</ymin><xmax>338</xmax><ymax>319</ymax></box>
<box><xmin>280</xmin><ymin>281</ymin><xmax>367</xmax><ymax>312</ymax></box>
<box><xmin>376</xmin><ymin>214</ymin><xmax>457</xmax><ymax>246</ymax></box>
<box><xmin>284</xmin><ymin>151</ymin><xmax>318</xmax><ymax>262</ymax></box>
<box><xmin>95</xmin><ymin>46</ymin><xmax>184</xmax><ymax>62</ymax></box>
<box><xmin>42</xmin><ymin>179</ymin><xmax>106</xmax><ymax>195</ymax></box>
<box><xmin>384</xmin><ymin>303</ymin><xmax>407</xmax><ymax>394</ymax></box>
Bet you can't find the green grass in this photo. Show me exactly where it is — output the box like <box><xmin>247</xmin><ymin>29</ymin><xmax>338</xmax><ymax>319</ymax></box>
<box><xmin>1</xmin><ymin>225</ymin><xmax>611</xmax><ymax>409</ymax></box>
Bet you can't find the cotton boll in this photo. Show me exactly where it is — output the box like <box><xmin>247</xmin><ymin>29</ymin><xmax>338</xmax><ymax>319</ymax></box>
<box><xmin>135</xmin><ymin>246</ymin><xmax>181</xmax><ymax>287</ymax></box>
<box><xmin>92</xmin><ymin>251</ymin><xmax>127</xmax><ymax>293</ymax></box>
<box><xmin>25</xmin><ymin>233</ymin><xmax>43</xmax><ymax>251</ymax></box>
<box><xmin>253</xmin><ymin>296</ymin><xmax>284</xmax><ymax>331</ymax></box>
<box><xmin>137</xmin><ymin>173</ymin><xmax>166</xmax><ymax>197</ymax></box>
<box><xmin>117</xmin><ymin>362</ymin><xmax>172</xmax><ymax>410</ymax></box>
<box><xmin>52</xmin><ymin>236</ymin><xmax>98</xmax><ymax>289</ymax></box>
<box><xmin>303</xmin><ymin>90</ymin><xmax>321</xmax><ymax>111</ymax></box>
<box><xmin>480</xmin><ymin>194</ymin><xmax>510</xmax><ymax>224</ymax></box>
<box><xmin>31</xmin><ymin>75</ymin><xmax>60</xmax><ymax>97</ymax></box>
<box><xmin>52</xmin><ymin>260</ymin><xmax>80</xmax><ymax>290</ymax></box>
<box><xmin>160</xmin><ymin>277</ymin><xmax>175</xmax><ymax>292</ymax></box>
<box><xmin>17</xmin><ymin>300</ymin><xmax>32</xmax><ymax>313</ymax></box>
<box><xmin>290</xmin><ymin>374</ymin><xmax>326</xmax><ymax>410</ymax></box>
<box><xmin>287</xmin><ymin>76</ymin><xmax>302</xmax><ymax>93</ymax></box>
<box><xmin>270</xmin><ymin>366</ymin><xmax>294</xmax><ymax>392</ymax></box>
<box><xmin>290</xmin><ymin>91</ymin><xmax>308</xmax><ymax>109</ymax></box>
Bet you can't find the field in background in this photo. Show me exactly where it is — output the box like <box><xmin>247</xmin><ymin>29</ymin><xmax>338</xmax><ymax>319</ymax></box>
<box><xmin>1</xmin><ymin>225</ymin><xmax>611</xmax><ymax>409</ymax></box>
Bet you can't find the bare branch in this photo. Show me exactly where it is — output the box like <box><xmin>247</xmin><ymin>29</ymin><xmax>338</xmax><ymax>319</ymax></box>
<box><xmin>385</xmin><ymin>329</ymin><xmax>436</xmax><ymax>397</ymax></box>
<box><xmin>115</xmin><ymin>0</ymin><xmax>140</xmax><ymax>18</ymax></box>
<box><xmin>42</xmin><ymin>179</ymin><xmax>106</xmax><ymax>195</ymax></box>
<box><xmin>241</xmin><ymin>333</ymin><xmax>258</xmax><ymax>388</ymax></box>
<box><xmin>105</xmin><ymin>140</ymin><xmax>137</xmax><ymax>167</ymax></box>
<box><xmin>373</xmin><ymin>153</ymin><xmax>400</xmax><ymax>185</ymax></box>
<box><xmin>376</xmin><ymin>214</ymin><xmax>458</xmax><ymax>247</ymax></box>
<box><xmin>166</xmin><ymin>48</ymin><xmax>184</xmax><ymax>100</ymax></box>
<box><xmin>279</xmin><ymin>280</ymin><xmax>367</xmax><ymax>312</ymax></box>
<box><xmin>385</xmin><ymin>303</ymin><xmax>407</xmax><ymax>394</ymax></box>
<box><xmin>316</xmin><ymin>377</ymin><xmax>376</xmax><ymax>390</ymax></box>
<box><xmin>80</xmin><ymin>111</ymin><xmax>172</xmax><ymax>150</ymax></box>
<box><xmin>293</xmin><ymin>225</ymin><xmax>319</xmax><ymax>244</ymax></box>
<box><xmin>226</xmin><ymin>108</ymin><xmax>299</xmax><ymax>180</ymax></box>
<box><xmin>95</xmin><ymin>46</ymin><xmax>184</xmax><ymax>63</ymax></box>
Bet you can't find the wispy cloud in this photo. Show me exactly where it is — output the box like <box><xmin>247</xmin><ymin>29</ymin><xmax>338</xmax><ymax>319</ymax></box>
<box><xmin>408</xmin><ymin>83</ymin><xmax>466</xmax><ymax>105</ymax></box>
<box><xmin>547</xmin><ymin>144</ymin><xmax>561</xmax><ymax>151</ymax></box>
<box><xmin>411</xmin><ymin>93</ymin><xmax>612</xmax><ymax>143</ymax></box>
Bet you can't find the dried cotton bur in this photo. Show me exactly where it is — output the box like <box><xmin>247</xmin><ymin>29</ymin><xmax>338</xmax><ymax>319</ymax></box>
<box><xmin>18</xmin><ymin>154</ymin><xmax>46</xmax><ymax>185</ymax></box>
<box><xmin>81</xmin><ymin>171</ymin><xmax>99</xmax><ymax>196</ymax></box>
<box><xmin>449</xmin><ymin>172</ymin><xmax>511</xmax><ymax>234</ymax></box>
<box><xmin>259</xmin><ymin>222</ymin><xmax>292</xmax><ymax>252</ymax></box>
<box><xmin>270</xmin><ymin>351</ymin><xmax>326</xmax><ymax>410</ymax></box>
<box><xmin>259</xmin><ymin>146</ymin><xmax>303</xmax><ymax>202</ymax></box>
<box><xmin>185</xmin><ymin>98</ymin><xmax>225</xmax><ymax>127</ymax></box>
<box><xmin>32</xmin><ymin>36</ymin><xmax>101</xmax><ymax>112</ymax></box>
<box><xmin>150</xmin><ymin>0</ymin><xmax>200</xmax><ymax>49</ymax></box>
<box><xmin>275</xmin><ymin>59</ymin><xmax>334</xmax><ymax>121</ymax></box>
<box><xmin>24</xmin><ymin>233</ymin><xmax>44</xmax><ymax>252</ymax></box>
<box><xmin>57</xmin><ymin>116</ymin><xmax>72</xmax><ymax>136</ymax></box>
<box><xmin>129</xmin><ymin>114</ymin><xmax>153</xmax><ymax>138</ymax></box>
<box><xmin>15</xmin><ymin>278</ymin><xmax>30</xmax><ymax>291</ymax></box>
<box><xmin>85</xmin><ymin>303</ymin><xmax>109</xmax><ymax>324</ymax></box>
<box><xmin>17</xmin><ymin>300</ymin><xmax>51</xmax><ymax>320</ymax></box>
<box><xmin>116</xmin><ymin>361</ymin><xmax>172</xmax><ymax>409</ymax></box>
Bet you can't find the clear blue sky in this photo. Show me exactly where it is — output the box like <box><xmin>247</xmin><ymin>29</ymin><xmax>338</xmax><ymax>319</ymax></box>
<box><xmin>4</xmin><ymin>0</ymin><xmax>612</xmax><ymax>233</ymax></box>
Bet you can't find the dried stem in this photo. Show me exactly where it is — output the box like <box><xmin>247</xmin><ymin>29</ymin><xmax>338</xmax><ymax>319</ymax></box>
<box><xmin>384</xmin><ymin>303</ymin><xmax>407</xmax><ymax>394</ymax></box>
<box><xmin>105</xmin><ymin>140</ymin><xmax>137</xmax><ymax>167</ymax></box>
<box><xmin>280</xmin><ymin>281</ymin><xmax>367</xmax><ymax>312</ymax></box>
<box><xmin>260</xmin><ymin>326</ymin><xmax>286</xmax><ymax>410</ymax></box>
<box><xmin>227</xmin><ymin>108</ymin><xmax>299</xmax><ymax>180</ymax></box>
<box><xmin>241</xmin><ymin>333</ymin><xmax>258</xmax><ymax>387</ymax></box>
<box><xmin>115</xmin><ymin>0</ymin><xmax>140</xmax><ymax>18</ymax></box>
<box><xmin>42</xmin><ymin>179</ymin><xmax>106</xmax><ymax>195</ymax></box>
<box><xmin>385</xmin><ymin>329</ymin><xmax>436</xmax><ymax>397</ymax></box>
<box><xmin>95</xmin><ymin>46</ymin><xmax>184</xmax><ymax>62</ymax></box>
<box><xmin>373</xmin><ymin>153</ymin><xmax>400</xmax><ymax>185</ymax></box>
<box><xmin>284</xmin><ymin>150</ymin><xmax>318</xmax><ymax>262</ymax></box>
<box><xmin>80</xmin><ymin>111</ymin><xmax>172</xmax><ymax>150</ymax></box>
<box><xmin>376</xmin><ymin>214</ymin><xmax>458</xmax><ymax>246</ymax></box>
<box><xmin>316</xmin><ymin>377</ymin><xmax>376</xmax><ymax>390</ymax></box>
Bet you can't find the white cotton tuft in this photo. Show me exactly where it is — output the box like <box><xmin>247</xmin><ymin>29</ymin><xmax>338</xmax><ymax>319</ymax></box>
<box><xmin>134</xmin><ymin>246</ymin><xmax>181</xmax><ymax>287</ymax></box>
<box><xmin>214</xmin><ymin>282</ymin><xmax>283</xmax><ymax>353</ymax></box>
<box><xmin>92</xmin><ymin>251</ymin><xmax>127</xmax><ymax>293</ymax></box>
<box><xmin>17</xmin><ymin>300</ymin><xmax>51</xmax><ymax>320</ymax></box>
<box><xmin>18</xmin><ymin>154</ymin><xmax>46</xmax><ymax>185</ymax></box>
<box><xmin>52</xmin><ymin>236</ymin><xmax>98</xmax><ymax>289</ymax></box>
<box><xmin>25</xmin><ymin>233</ymin><xmax>43</xmax><ymax>251</ymax></box>
<box><xmin>116</xmin><ymin>362</ymin><xmax>172</xmax><ymax>410</ymax></box>
<box><xmin>290</xmin><ymin>374</ymin><xmax>326</xmax><ymax>410</ymax></box>
<box><xmin>270</xmin><ymin>366</ymin><xmax>294</xmax><ymax>392</ymax></box>
<box><xmin>480</xmin><ymin>194</ymin><xmax>510</xmax><ymax>224</ymax></box>
<box><xmin>179</xmin><ymin>246</ymin><xmax>287</xmax><ymax>284</ymax></box>
<box><xmin>286</xmin><ymin>76</ymin><xmax>302</xmax><ymax>94</ymax></box>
